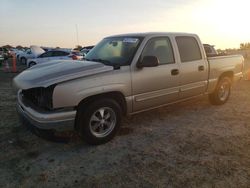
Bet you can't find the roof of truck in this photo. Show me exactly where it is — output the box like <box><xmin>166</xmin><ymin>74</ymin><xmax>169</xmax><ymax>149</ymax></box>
<box><xmin>106</xmin><ymin>32</ymin><xmax>197</xmax><ymax>38</ymax></box>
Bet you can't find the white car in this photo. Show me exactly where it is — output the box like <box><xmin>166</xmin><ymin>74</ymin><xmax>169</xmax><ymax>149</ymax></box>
<box><xmin>16</xmin><ymin>49</ymin><xmax>26</xmax><ymax>60</ymax></box>
<box><xmin>10</xmin><ymin>48</ymin><xmax>22</xmax><ymax>54</ymax></box>
<box><xmin>27</xmin><ymin>50</ymin><xmax>71</xmax><ymax>67</ymax></box>
<box><xmin>19</xmin><ymin>46</ymin><xmax>45</xmax><ymax>64</ymax></box>
<box><xmin>9</xmin><ymin>48</ymin><xmax>23</xmax><ymax>58</ymax></box>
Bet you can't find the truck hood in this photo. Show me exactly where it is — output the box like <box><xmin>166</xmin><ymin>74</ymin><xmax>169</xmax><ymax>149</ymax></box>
<box><xmin>30</xmin><ymin>45</ymin><xmax>45</xmax><ymax>57</ymax></box>
<box><xmin>13</xmin><ymin>60</ymin><xmax>113</xmax><ymax>90</ymax></box>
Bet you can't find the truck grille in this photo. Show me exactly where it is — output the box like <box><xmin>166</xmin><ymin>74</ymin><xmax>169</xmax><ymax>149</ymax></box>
<box><xmin>22</xmin><ymin>85</ymin><xmax>55</xmax><ymax>110</ymax></box>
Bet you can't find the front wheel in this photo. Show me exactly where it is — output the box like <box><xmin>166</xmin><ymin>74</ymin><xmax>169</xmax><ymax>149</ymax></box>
<box><xmin>29</xmin><ymin>62</ymin><xmax>36</xmax><ymax>67</ymax></box>
<box><xmin>21</xmin><ymin>57</ymin><xmax>26</xmax><ymax>64</ymax></box>
<box><xmin>76</xmin><ymin>98</ymin><xmax>122</xmax><ymax>145</ymax></box>
<box><xmin>209</xmin><ymin>77</ymin><xmax>232</xmax><ymax>105</ymax></box>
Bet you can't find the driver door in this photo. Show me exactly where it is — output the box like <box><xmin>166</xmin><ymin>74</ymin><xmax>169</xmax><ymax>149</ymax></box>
<box><xmin>132</xmin><ymin>37</ymin><xmax>180</xmax><ymax>112</ymax></box>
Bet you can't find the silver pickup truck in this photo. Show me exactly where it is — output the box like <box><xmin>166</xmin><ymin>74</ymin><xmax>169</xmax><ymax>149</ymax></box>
<box><xmin>13</xmin><ymin>32</ymin><xmax>244</xmax><ymax>144</ymax></box>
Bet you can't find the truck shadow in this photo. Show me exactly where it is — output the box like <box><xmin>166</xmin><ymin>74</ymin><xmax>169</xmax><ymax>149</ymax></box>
<box><xmin>23</xmin><ymin>122</ymin><xmax>79</xmax><ymax>143</ymax></box>
<box><xmin>23</xmin><ymin>121</ymin><xmax>134</xmax><ymax>143</ymax></box>
<box><xmin>20</xmin><ymin>95</ymin><xmax>209</xmax><ymax>144</ymax></box>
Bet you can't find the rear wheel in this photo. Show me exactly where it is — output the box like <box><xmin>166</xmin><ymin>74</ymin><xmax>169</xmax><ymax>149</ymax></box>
<box><xmin>209</xmin><ymin>76</ymin><xmax>231</xmax><ymax>105</ymax></box>
<box><xmin>76</xmin><ymin>98</ymin><xmax>122</xmax><ymax>145</ymax></box>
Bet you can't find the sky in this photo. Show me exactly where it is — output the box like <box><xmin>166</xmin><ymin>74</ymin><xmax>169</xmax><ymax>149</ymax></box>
<box><xmin>0</xmin><ymin>0</ymin><xmax>249</xmax><ymax>49</ymax></box>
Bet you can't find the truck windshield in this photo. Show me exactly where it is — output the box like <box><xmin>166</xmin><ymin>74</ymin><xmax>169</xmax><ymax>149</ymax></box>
<box><xmin>85</xmin><ymin>37</ymin><xmax>142</xmax><ymax>66</ymax></box>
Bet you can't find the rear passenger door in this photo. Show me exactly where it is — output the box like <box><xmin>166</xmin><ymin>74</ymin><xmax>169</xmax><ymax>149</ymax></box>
<box><xmin>175</xmin><ymin>36</ymin><xmax>208</xmax><ymax>99</ymax></box>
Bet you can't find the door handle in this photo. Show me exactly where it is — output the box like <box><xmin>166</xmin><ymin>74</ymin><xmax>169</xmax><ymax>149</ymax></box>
<box><xmin>198</xmin><ymin>66</ymin><xmax>204</xmax><ymax>71</ymax></box>
<box><xmin>171</xmin><ymin>69</ymin><xmax>179</xmax><ymax>75</ymax></box>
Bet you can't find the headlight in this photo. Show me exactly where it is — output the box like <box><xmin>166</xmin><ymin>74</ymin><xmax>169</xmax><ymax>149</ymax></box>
<box><xmin>22</xmin><ymin>85</ymin><xmax>56</xmax><ymax>110</ymax></box>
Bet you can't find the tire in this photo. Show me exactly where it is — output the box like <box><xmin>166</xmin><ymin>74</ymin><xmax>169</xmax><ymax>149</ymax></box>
<box><xmin>209</xmin><ymin>76</ymin><xmax>231</xmax><ymax>105</ymax></box>
<box><xmin>21</xmin><ymin>57</ymin><xmax>26</xmax><ymax>64</ymax></box>
<box><xmin>76</xmin><ymin>98</ymin><xmax>122</xmax><ymax>145</ymax></box>
<box><xmin>29</xmin><ymin>62</ymin><xmax>36</xmax><ymax>67</ymax></box>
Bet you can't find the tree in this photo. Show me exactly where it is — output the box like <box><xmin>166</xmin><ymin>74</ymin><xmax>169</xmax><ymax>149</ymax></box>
<box><xmin>2</xmin><ymin>45</ymin><xmax>13</xmax><ymax>49</ymax></box>
<box><xmin>16</xmin><ymin>45</ymin><xmax>24</xmax><ymax>49</ymax></box>
<box><xmin>240</xmin><ymin>42</ymin><xmax>250</xmax><ymax>50</ymax></box>
<box><xmin>74</xmin><ymin>45</ymin><xmax>82</xmax><ymax>51</ymax></box>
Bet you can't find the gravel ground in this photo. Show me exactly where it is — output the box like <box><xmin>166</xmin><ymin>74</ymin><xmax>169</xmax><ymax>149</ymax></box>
<box><xmin>0</xmin><ymin>59</ymin><xmax>250</xmax><ymax>188</ymax></box>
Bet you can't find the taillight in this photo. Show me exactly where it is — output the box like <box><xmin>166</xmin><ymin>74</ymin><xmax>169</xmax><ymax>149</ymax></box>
<box><xmin>70</xmin><ymin>55</ymin><xmax>77</xmax><ymax>60</ymax></box>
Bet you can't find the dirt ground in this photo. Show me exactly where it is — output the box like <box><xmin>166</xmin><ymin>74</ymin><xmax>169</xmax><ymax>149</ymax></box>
<box><xmin>0</xmin><ymin>59</ymin><xmax>250</xmax><ymax>188</ymax></box>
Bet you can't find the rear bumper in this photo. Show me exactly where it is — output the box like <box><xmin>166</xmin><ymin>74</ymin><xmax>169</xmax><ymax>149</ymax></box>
<box><xmin>17</xmin><ymin>91</ymin><xmax>76</xmax><ymax>131</ymax></box>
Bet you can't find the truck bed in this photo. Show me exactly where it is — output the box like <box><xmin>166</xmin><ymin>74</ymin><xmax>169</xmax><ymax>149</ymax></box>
<box><xmin>207</xmin><ymin>54</ymin><xmax>244</xmax><ymax>93</ymax></box>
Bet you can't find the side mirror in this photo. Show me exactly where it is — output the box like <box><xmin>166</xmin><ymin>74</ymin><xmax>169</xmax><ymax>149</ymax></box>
<box><xmin>137</xmin><ymin>56</ymin><xmax>159</xmax><ymax>68</ymax></box>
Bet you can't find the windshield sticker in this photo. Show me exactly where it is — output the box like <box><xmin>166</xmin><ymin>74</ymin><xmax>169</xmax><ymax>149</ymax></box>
<box><xmin>123</xmin><ymin>38</ymin><xmax>138</xmax><ymax>43</ymax></box>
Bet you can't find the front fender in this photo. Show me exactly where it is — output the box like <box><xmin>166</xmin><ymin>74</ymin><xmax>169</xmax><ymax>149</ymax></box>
<box><xmin>53</xmin><ymin>83</ymin><xmax>129</xmax><ymax>108</ymax></box>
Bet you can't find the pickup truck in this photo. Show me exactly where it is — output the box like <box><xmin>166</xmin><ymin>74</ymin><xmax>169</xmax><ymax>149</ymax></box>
<box><xmin>13</xmin><ymin>32</ymin><xmax>244</xmax><ymax>145</ymax></box>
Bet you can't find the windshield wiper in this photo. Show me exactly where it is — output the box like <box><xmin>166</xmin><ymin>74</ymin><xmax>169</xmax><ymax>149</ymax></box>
<box><xmin>91</xmin><ymin>58</ymin><xmax>111</xmax><ymax>64</ymax></box>
<box><xmin>84</xmin><ymin>58</ymin><xmax>109</xmax><ymax>64</ymax></box>
<box><xmin>84</xmin><ymin>58</ymin><xmax>91</xmax><ymax>61</ymax></box>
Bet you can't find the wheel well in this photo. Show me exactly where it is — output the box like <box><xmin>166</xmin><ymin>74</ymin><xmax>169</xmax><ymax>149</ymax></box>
<box><xmin>219</xmin><ymin>71</ymin><xmax>233</xmax><ymax>81</ymax></box>
<box><xmin>20</xmin><ymin>57</ymin><xmax>26</xmax><ymax>62</ymax></box>
<box><xmin>77</xmin><ymin>92</ymin><xmax>127</xmax><ymax>115</ymax></box>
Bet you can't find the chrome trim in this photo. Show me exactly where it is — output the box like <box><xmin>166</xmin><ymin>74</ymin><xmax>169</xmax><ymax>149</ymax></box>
<box><xmin>130</xmin><ymin>93</ymin><xmax>205</xmax><ymax>115</ymax></box>
<box><xmin>180</xmin><ymin>81</ymin><xmax>207</xmax><ymax>92</ymax></box>
<box><xmin>134</xmin><ymin>87</ymin><xmax>179</xmax><ymax>102</ymax></box>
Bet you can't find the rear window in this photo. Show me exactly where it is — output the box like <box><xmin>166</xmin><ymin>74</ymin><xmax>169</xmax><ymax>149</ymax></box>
<box><xmin>176</xmin><ymin>36</ymin><xmax>202</xmax><ymax>62</ymax></box>
<box><xmin>40</xmin><ymin>51</ymin><xmax>53</xmax><ymax>58</ymax></box>
<box><xmin>53</xmin><ymin>51</ymin><xmax>69</xmax><ymax>56</ymax></box>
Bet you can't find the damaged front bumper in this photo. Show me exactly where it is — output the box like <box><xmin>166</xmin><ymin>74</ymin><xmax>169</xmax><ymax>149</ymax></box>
<box><xmin>17</xmin><ymin>91</ymin><xmax>76</xmax><ymax>131</ymax></box>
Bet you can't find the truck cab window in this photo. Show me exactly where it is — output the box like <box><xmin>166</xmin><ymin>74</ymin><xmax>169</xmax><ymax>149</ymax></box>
<box><xmin>141</xmin><ymin>37</ymin><xmax>175</xmax><ymax>65</ymax></box>
<box><xmin>176</xmin><ymin>36</ymin><xmax>202</xmax><ymax>62</ymax></box>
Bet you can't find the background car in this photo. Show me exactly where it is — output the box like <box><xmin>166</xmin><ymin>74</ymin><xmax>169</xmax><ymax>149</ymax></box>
<box><xmin>70</xmin><ymin>51</ymin><xmax>84</xmax><ymax>60</ymax></box>
<box><xmin>15</xmin><ymin>49</ymin><xmax>26</xmax><ymax>61</ymax></box>
<box><xmin>19</xmin><ymin>46</ymin><xmax>45</xmax><ymax>64</ymax></box>
<box><xmin>9</xmin><ymin>48</ymin><xmax>23</xmax><ymax>56</ymax></box>
<box><xmin>203</xmin><ymin>44</ymin><xmax>219</xmax><ymax>57</ymax></box>
<box><xmin>80</xmin><ymin>45</ymin><xmax>94</xmax><ymax>56</ymax></box>
<box><xmin>0</xmin><ymin>47</ymin><xmax>11</xmax><ymax>58</ymax></box>
<box><xmin>0</xmin><ymin>54</ymin><xmax>4</xmax><ymax>64</ymax></box>
<box><xmin>27</xmin><ymin>50</ymin><xmax>72</xmax><ymax>67</ymax></box>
